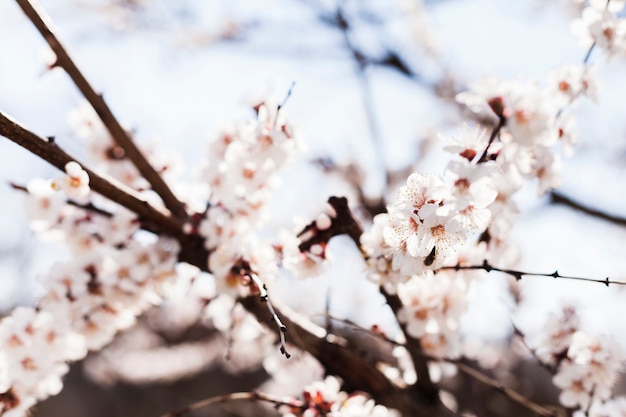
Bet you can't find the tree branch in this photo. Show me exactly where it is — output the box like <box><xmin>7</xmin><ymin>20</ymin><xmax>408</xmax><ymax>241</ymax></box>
<box><xmin>437</xmin><ymin>260</ymin><xmax>626</xmax><ymax>287</ymax></box>
<box><xmin>512</xmin><ymin>324</ymin><xmax>559</xmax><ymax>374</ymax></box>
<box><xmin>550</xmin><ymin>191</ymin><xmax>626</xmax><ymax>228</ymax></box>
<box><xmin>289</xmin><ymin>196</ymin><xmax>450</xmax><ymax>415</ymax></box>
<box><xmin>322</xmin><ymin>312</ymin><xmax>562</xmax><ymax>417</ymax></box>
<box><xmin>15</xmin><ymin>0</ymin><xmax>188</xmax><ymax>219</ymax></box>
<box><xmin>297</xmin><ymin>196</ymin><xmax>365</xmax><ymax>254</ymax></box>
<box><xmin>238</xmin><ymin>296</ymin><xmax>454</xmax><ymax>417</ymax></box>
<box><xmin>0</xmin><ymin>110</ymin><xmax>183</xmax><ymax>238</ymax></box>
<box><xmin>477</xmin><ymin>115</ymin><xmax>505</xmax><ymax>163</ymax></box>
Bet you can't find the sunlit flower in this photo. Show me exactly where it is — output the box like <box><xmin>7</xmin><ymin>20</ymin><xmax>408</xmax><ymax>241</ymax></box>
<box><xmin>571</xmin><ymin>6</ymin><xmax>626</xmax><ymax>57</ymax></box>
<box><xmin>52</xmin><ymin>161</ymin><xmax>90</xmax><ymax>200</ymax></box>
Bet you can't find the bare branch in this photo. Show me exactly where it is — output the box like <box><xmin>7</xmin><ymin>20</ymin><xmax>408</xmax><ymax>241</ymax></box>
<box><xmin>238</xmin><ymin>296</ymin><xmax>454</xmax><ymax>417</ymax></box>
<box><xmin>15</xmin><ymin>0</ymin><xmax>188</xmax><ymax>219</ymax></box>
<box><xmin>334</xmin><ymin>6</ymin><xmax>389</xmax><ymax>198</ymax></box>
<box><xmin>437</xmin><ymin>260</ymin><xmax>625</xmax><ymax>287</ymax></box>
<box><xmin>550</xmin><ymin>191</ymin><xmax>626</xmax><ymax>228</ymax></box>
<box><xmin>245</xmin><ymin>271</ymin><xmax>291</xmax><ymax>358</ymax></box>
<box><xmin>477</xmin><ymin>115</ymin><xmax>505</xmax><ymax>163</ymax></box>
<box><xmin>583</xmin><ymin>41</ymin><xmax>597</xmax><ymax>64</ymax></box>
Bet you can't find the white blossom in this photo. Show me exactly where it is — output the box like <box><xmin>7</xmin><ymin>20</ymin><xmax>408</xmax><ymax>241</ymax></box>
<box><xmin>361</xmin><ymin>213</ymin><xmax>410</xmax><ymax>293</ymax></box>
<box><xmin>543</xmin><ymin>316</ymin><xmax>626</xmax><ymax>410</ymax></box>
<box><xmin>24</xmin><ymin>178</ymin><xmax>65</xmax><ymax>233</ymax></box>
<box><xmin>553</xmin><ymin>361</ymin><xmax>594</xmax><ymax>409</ymax></box>
<box><xmin>0</xmin><ymin>307</ymin><xmax>87</xmax><ymax>415</ymax></box>
<box><xmin>571</xmin><ymin>5</ymin><xmax>626</xmax><ymax>57</ymax></box>
<box><xmin>280</xmin><ymin>229</ymin><xmax>329</xmax><ymax>279</ymax></box>
<box><xmin>397</xmin><ymin>273</ymin><xmax>468</xmax><ymax>360</ymax></box>
<box><xmin>442</xmin><ymin>124</ymin><xmax>490</xmax><ymax>162</ymax></box>
<box><xmin>51</xmin><ymin>161</ymin><xmax>90</xmax><ymax>200</ymax></box>
<box><xmin>281</xmin><ymin>376</ymin><xmax>399</xmax><ymax>417</ymax></box>
<box><xmin>530</xmin><ymin>305</ymin><xmax>581</xmax><ymax>366</ymax></box>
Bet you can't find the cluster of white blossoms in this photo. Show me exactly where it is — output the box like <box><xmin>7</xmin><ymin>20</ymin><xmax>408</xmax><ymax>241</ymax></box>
<box><xmin>582</xmin><ymin>396</ymin><xmax>626</xmax><ymax>417</ymax></box>
<box><xmin>458</xmin><ymin>66</ymin><xmax>597</xmax><ymax>191</ymax></box>
<box><xmin>554</xmin><ymin>332</ymin><xmax>624</xmax><ymax>410</ymax></box>
<box><xmin>0</xmin><ymin>307</ymin><xmax>85</xmax><ymax>417</ymax></box>
<box><xmin>391</xmin><ymin>168</ymin><xmax>495</xmax><ymax>271</ymax></box>
<box><xmin>357</xmin><ymin>122</ymin><xmax>506</xmax><ymax>364</ymax></box>
<box><xmin>396</xmin><ymin>272</ymin><xmax>468</xmax><ymax>359</ymax></box>
<box><xmin>361</xmin><ymin>58</ymin><xmax>599</xmax><ymax>293</ymax></box>
<box><xmin>356</xmin><ymin>4</ymin><xmax>604</xmax><ymax>375</ymax></box>
<box><xmin>1</xmin><ymin>1</ymin><xmax>624</xmax><ymax>415</ymax></box>
<box><xmin>281</xmin><ymin>376</ymin><xmax>398</xmax><ymax>417</ymax></box>
<box><xmin>196</xmin><ymin>99</ymin><xmax>299</xmax><ymax>296</ymax></box>
<box><xmin>572</xmin><ymin>0</ymin><xmax>626</xmax><ymax>58</ymax></box>
<box><xmin>529</xmin><ymin>306</ymin><xmax>625</xmax><ymax>413</ymax></box>
<box><xmin>0</xmin><ymin>181</ymin><xmax>180</xmax><ymax>414</ymax></box>
<box><xmin>200</xmin><ymin>100</ymin><xmax>298</xmax><ymax>219</ymax></box>
<box><xmin>529</xmin><ymin>305</ymin><xmax>580</xmax><ymax>365</ymax></box>
<box><xmin>0</xmin><ymin>96</ymin><xmax>188</xmax><ymax>415</ymax></box>
<box><xmin>0</xmin><ymin>97</ymin><xmax>303</xmax><ymax>415</ymax></box>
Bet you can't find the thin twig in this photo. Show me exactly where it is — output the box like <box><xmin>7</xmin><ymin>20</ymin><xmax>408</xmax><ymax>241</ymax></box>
<box><xmin>437</xmin><ymin>260</ymin><xmax>626</xmax><ymax>287</ymax></box>
<box><xmin>550</xmin><ymin>191</ymin><xmax>626</xmax><ymax>228</ymax></box>
<box><xmin>583</xmin><ymin>42</ymin><xmax>596</xmax><ymax>65</ymax></box>
<box><xmin>159</xmin><ymin>391</ymin><xmax>303</xmax><ymax>417</ymax></box>
<box><xmin>477</xmin><ymin>116</ymin><xmax>505</xmax><ymax>163</ymax></box>
<box><xmin>266</xmin><ymin>298</ymin><xmax>291</xmax><ymax>359</ymax></box>
<box><xmin>15</xmin><ymin>0</ymin><xmax>187</xmax><ymax>219</ymax></box>
<box><xmin>10</xmin><ymin>182</ymin><xmax>114</xmax><ymax>219</ymax></box>
<box><xmin>246</xmin><ymin>272</ymin><xmax>268</xmax><ymax>300</ymax></box>
<box><xmin>277</xmin><ymin>81</ymin><xmax>296</xmax><ymax>112</ymax></box>
<box><xmin>246</xmin><ymin>271</ymin><xmax>291</xmax><ymax>358</ymax></box>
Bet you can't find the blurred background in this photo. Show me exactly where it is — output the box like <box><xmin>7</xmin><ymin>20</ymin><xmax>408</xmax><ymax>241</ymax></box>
<box><xmin>1</xmin><ymin>0</ymin><xmax>626</xmax><ymax>416</ymax></box>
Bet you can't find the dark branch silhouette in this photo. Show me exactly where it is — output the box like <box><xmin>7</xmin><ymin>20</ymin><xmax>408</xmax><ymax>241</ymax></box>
<box><xmin>437</xmin><ymin>260</ymin><xmax>625</xmax><ymax>287</ymax></box>
<box><xmin>550</xmin><ymin>191</ymin><xmax>626</xmax><ymax>228</ymax></box>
